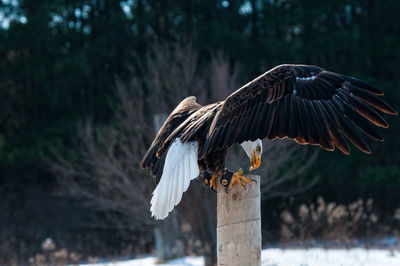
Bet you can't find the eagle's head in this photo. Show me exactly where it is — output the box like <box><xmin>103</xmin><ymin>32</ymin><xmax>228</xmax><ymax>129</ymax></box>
<box><xmin>240</xmin><ymin>139</ymin><xmax>263</xmax><ymax>170</ymax></box>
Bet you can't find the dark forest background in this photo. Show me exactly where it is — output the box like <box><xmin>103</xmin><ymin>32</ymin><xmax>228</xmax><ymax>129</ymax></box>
<box><xmin>1</xmin><ymin>0</ymin><xmax>400</xmax><ymax>265</ymax></box>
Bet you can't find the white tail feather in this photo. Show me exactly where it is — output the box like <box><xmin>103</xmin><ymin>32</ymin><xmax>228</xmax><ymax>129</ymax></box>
<box><xmin>150</xmin><ymin>138</ymin><xmax>199</xmax><ymax>220</ymax></box>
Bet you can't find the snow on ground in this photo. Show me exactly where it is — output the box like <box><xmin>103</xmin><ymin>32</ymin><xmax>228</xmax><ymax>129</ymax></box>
<box><xmin>78</xmin><ymin>248</ymin><xmax>400</xmax><ymax>266</ymax></box>
<box><xmin>78</xmin><ymin>256</ymin><xmax>204</xmax><ymax>266</ymax></box>
<box><xmin>261</xmin><ymin>248</ymin><xmax>400</xmax><ymax>266</ymax></box>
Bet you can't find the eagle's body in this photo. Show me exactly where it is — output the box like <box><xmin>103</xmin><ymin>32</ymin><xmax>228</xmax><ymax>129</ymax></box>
<box><xmin>141</xmin><ymin>64</ymin><xmax>397</xmax><ymax>220</ymax></box>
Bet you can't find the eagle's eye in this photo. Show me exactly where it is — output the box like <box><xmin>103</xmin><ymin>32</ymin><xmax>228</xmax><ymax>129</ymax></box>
<box><xmin>256</xmin><ymin>145</ymin><xmax>261</xmax><ymax>153</ymax></box>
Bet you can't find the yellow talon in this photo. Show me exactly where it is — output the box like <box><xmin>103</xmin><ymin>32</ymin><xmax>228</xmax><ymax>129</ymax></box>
<box><xmin>228</xmin><ymin>169</ymin><xmax>253</xmax><ymax>189</ymax></box>
<box><xmin>210</xmin><ymin>174</ymin><xmax>217</xmax><ymax>190</ymax></box>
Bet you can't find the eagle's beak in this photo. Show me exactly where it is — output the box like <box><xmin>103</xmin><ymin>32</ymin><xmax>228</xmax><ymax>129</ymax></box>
<box><xmin>250</xmin><ymin>150</ymin><xmax>261</xmax><ymax>170</ymax></box>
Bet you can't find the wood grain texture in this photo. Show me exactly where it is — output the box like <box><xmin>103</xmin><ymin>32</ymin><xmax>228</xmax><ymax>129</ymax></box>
<box><xmin>217</xmin><ymin>175</ymin><xmax>261</xmax><ymax>266</ymax></box>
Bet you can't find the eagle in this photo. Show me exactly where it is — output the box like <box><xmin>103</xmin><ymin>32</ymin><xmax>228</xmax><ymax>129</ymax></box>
<box><xmin>140</xmin><ymin>64</ymin><xmax>397</xmax><ymax>220</ymax></box>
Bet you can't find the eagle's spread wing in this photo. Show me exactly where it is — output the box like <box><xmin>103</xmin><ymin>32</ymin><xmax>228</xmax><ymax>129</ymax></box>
<box><xmin>200</xmin><ymin>64</ymin><xmax>397</xmax><ymax>157</ymax></box>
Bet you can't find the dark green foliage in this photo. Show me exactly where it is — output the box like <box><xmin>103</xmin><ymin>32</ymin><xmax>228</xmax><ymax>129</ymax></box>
<box><xmin>357</xmin><ymin>166</ymin><xmax>400</xmax><ymax>208</ymax></box>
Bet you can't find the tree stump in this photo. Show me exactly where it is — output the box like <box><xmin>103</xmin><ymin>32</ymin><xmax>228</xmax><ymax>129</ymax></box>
<box><xmin>217</xmin><ymin>175</ymin><xmax>261</xmax><ymax>266</ymax></box>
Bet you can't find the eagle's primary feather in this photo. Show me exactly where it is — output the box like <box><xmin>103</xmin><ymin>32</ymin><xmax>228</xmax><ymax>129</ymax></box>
<box><xmin>202</xmin><ymin>64</ymin><xmax>396</xmax><ymax>157</ymax></box>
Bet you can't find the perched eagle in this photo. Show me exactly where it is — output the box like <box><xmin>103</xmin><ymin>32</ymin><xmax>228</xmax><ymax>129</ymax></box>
<box><xmin>141</xmin><ymin>64</ymin><xmax>397</xmax><ymax>220</ymax></box>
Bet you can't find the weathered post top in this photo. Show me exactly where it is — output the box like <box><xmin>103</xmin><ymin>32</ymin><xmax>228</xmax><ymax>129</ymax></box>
<box><xmin>217</xmin><ymin>175</ymin><xmax>261</xmax><ymax>266</ymax></box>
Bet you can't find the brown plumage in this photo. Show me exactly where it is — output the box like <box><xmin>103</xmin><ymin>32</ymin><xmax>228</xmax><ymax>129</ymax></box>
<box><xmin>141</xmin><ymin>64</ymin><xmax>397</xmax><ymax>184</ymax></box>
<box><xmin>140</xmin><ymin>96</ymin><xmax>202</xmax><ymax>183</ymax></box>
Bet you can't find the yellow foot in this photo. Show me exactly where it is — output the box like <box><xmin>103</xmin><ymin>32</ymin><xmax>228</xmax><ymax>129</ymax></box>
<box><xmin>228</xmin><ymin>169</ymin><xmax>253</xmax><ymax>190</ymax></box>
<box><xmin>209</xmin><ymin>174</ymin><xmax>217</xmax><ymax>192</ymax></box>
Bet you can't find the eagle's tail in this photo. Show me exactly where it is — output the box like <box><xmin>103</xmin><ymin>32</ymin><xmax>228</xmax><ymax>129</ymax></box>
<box><xmin>150</xmin><ymin>138</ymin><xmax>199</xmax><ymax>220</ymax></box>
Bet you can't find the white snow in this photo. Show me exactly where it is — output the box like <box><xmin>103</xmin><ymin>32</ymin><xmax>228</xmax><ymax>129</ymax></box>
<box><xmin>78</xmin><ymin>248</ymin><xmax>400</xmax><ymax>266</ymax></box>
<box><xmin>261</xmin><ymin>248</ymin><xmax>400</xmax><ymax>266</ymax></box>
<box><xmin>78</xmin><ymin>256</ymin><xmax>204</xmax><ymax>266</ymax></box>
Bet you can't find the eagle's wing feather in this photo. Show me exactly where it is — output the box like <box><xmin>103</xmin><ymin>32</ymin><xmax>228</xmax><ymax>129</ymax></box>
<box><xmin>140</xmin><ymin>124</ymin><xmax>170</xmax><ymax>182</ymax></box>
<box><xmin>140</xmin><ymin>96</ymin><xmax>202</xmax><ymax>183</ymax></box>
<box><xmin>156</xmin><ymin>102</ymin><xmax>223</xmax><ymax>159</ymax></box>
<box><xmin>201</xmin><ymin>64</ymin><xmax>396</xmax><ymax>157</ymax></box>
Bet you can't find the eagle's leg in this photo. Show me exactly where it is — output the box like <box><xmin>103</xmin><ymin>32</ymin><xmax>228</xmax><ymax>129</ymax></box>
<box><xmin>203</xmin><ymin>149</ymin><xmax>229</xmax><ymax>192</ymax></box>
<box><xmin>220</xmin><ymin>169</ymin><xmax>254</xmax><ymax>192</ymax></box>
<box><xmin>202</xmin><ymin>171</ymin><xmax>211</xmax><ymax>185</ymax></box>
<box><xmin>209</xmin><ymin>174</ymin><xmax>217</xmax><ymax>192</ymax></box>
<box><xmin>201</xmin><ymin>172</ymin><xmax>217</xmax><ymax>192</ymax></box>
<box><xmin>200</xmin><ymin>159</ymin><xmax>218</xmax><ymax>192</ymax></box>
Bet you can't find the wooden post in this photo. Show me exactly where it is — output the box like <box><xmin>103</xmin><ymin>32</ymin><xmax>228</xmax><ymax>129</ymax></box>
<box><xmin>217</xmin><ymin>175</ymin><xmax>261</xmax><ymax>266</ymax></box>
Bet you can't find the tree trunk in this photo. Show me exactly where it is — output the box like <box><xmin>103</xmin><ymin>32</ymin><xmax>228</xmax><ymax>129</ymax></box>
<box><xmin>154</xmin><ymin>211</ymin><xmax>184</xmax><ymax>262</ymax></box>
<box><xmin>217</xmin><ymin>175</ymin><xmax>261</xmax><ymax>266</ymax></box>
